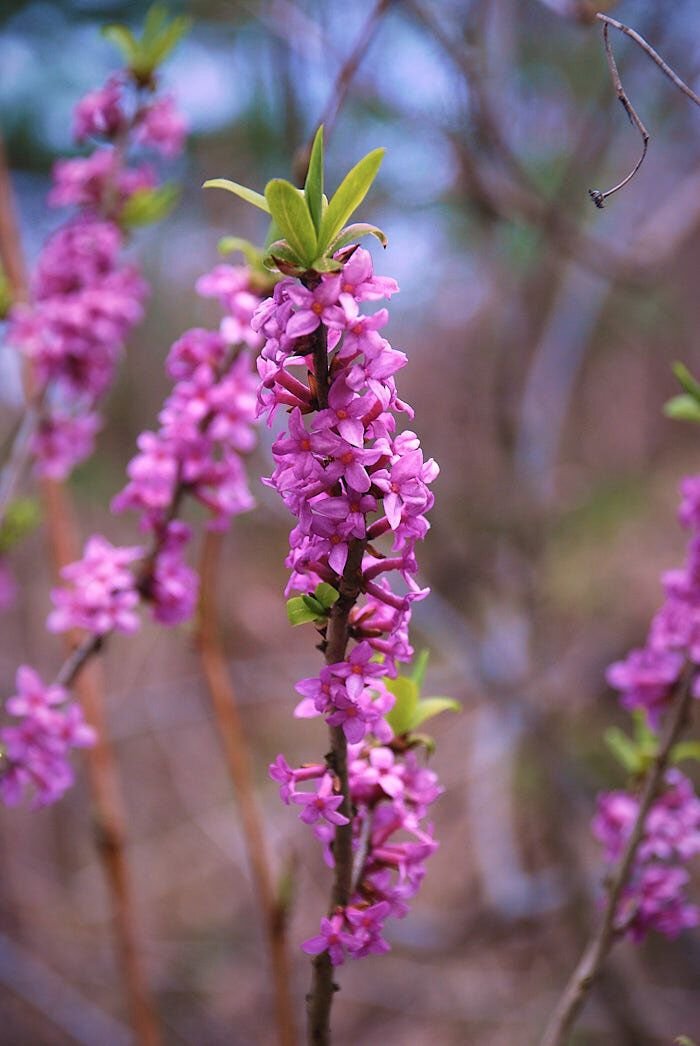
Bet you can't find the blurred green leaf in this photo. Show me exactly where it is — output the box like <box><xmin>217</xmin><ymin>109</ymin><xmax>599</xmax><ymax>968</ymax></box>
<box><xmin>385</xmin><ymin>675</ymin><xmax>419</xmax><ymax>735</ymax></box>
<box><xmin>411</xmin><ymin>649</ymin><xmax>430</xmax><ymax>690</ymax></box>
<box><xmin>120</xmin><ymin>183</ymin><xmax>179</xmax><ymax>228</ymax></box>
<box><xmin>304</xmin><ymin>126</ymin><xmax>325</xmax><ymax>234</ymax></box>
<box><xmin>318</xmin><ymin>148</ymin><xmax>385</xmax><ymax>254</ymax></box>
<box><xmin>673</xmin><ymin>361</ymin><xmax>700</xmax><ymax>401</ymax></box>
<box><xmin>0</xmin><ymin>268</ymin><xmax>12</xmax><ymax>319</ymax></box>
<box><xmin>671</xmin><ymin>740</ymin><xmax>700</xmax><ymax>764</ymax></box>
<box><xmin>265</xmin><ymin>179</ymin><xmax>318</xmax><ymax>265</ymax></box>
<box><xmin>604</xmin><ymin>726</ymin><xmax>643</xmax><ymax>774</ymax></box>
<box><xmin>101</xmin><ymin>23</ymin><xmax>138</xmax><ymax>63</ymax></box>
<box><xmin>217</xmin><ymin>236</ymin><xmax>264</xmax><ymax>266</ymax></box>
<box><xmin>411</xmin><ymin>696</ymin><xmax>461</xmax><ymax>728</ymax></box>
<box><xmin>664</xmin><ymin>394</ymin><xmax>700</xmax><ymax>423</ymax></box>
<box><xmin>203</xmin><ymin>179</ymin><xmax>271</xmax><ymax>214</ymax></box>
<box><xmin>0</xmin><ymin>498</ymin><xmax>41</xmax><ymax>554</ymax></box>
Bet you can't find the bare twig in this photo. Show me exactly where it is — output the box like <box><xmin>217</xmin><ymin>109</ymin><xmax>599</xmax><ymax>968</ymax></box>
<box><xmin>196</xmin><ymin>530</ymin><xmax>297</xmax><ymax>1046</ymax></box>
<box><xmin>590</xmin><ymin>14</ymin><xmax>700</xmax><ymax>206</ymax></box>
<box><xmin>292</xmin><ymin>0</ymin><xmax>394</xmax><ymax>184</ymax></box>
<box><xmin>0</xmin><ymin>135</ymin><xmax>161</xmax><ymax>1046</ymax></box>
<box><xmin>539</xmin><ymin>674</ymin><xmax>695</xmax><ymax>1046</ymax></box>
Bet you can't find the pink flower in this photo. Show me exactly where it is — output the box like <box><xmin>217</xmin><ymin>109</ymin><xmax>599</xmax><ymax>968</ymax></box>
<box><xmin>135</xmin><ymin>96</ymin><xmax>187</xmax><ymax>157</ymax></box>
<box><xmin>47</xmin><ymin>535</ymin><xmax>143</xmax><ymax>636</ymax></box>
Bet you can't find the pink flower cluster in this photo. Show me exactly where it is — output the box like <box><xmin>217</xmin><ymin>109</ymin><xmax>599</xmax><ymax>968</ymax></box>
<box><xmin>593</xmin><ymin>769</ymin><xmax>700</xmax><ymax>940</ymax></box>
<box><xmin>7</xmin><ymin>71</ymin><xmax>186</xmax><ymax>479</ymax></box>
<box><xmin>606</xmin><ymin>476</ymin><xmax>700</xmax><ymax>726</ymax></box>
<box><xmin>271</xmin><ymin>743</ymin><xmax>441</xmax><ymax>964</ymax></box>
<box><xmin>0</xmin><ymin>667</ymin><xmax>95</xmax><ymax>807</ymax></box>
<box><xmin>261</xmin><ymin>246</ymin><xmax>441</xmax><ymax>959</ymax></box>
<box><xmin>595</xmin><ymin>476</ymin><xmax>700</xmax><ymax>940</ymax></box>
<box><xmin>1</xmin><ymin>264</ymin><xmax>262</xmax><ymax>806</ymax></box>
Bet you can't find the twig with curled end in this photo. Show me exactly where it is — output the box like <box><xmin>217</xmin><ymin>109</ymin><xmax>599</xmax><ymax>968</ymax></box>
<box><xmin>589</xmin><ymin>21</ymin><xmax>649</xmax><ymax>208</ymax></box>
<box><xmin>590</xmin><ymin>13</ymin><xmax>700</xmax><ymax>207</ymax></box>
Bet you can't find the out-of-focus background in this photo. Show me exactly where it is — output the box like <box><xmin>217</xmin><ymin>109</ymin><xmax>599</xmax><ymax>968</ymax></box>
<box><xmin>1</xmin><ymin>1</ymin><xmax>700</xmax><ymax>1043</ymax></box>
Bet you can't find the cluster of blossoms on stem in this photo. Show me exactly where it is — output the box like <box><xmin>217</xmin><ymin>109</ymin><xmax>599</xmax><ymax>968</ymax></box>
<box><xmin>0</xmin><ymin>667</ymin><xmax>95</xmax><ymax>806</ymax></box>
<box><xmin>594</xmin><ymin>475</ymin><xmax>700</xmax><ymax>939</ymax></box>
<box><xmin>6</xmin><ymin>67</ymin><xmax>186</xmax><ymax>479</ymax></box>
<box><xmin>593</xmin><ymin>769</ymin><xmax>700</xmax><ymax>940</ymax></box>
<box><xmin>262</xmin><ymin>246</ymin><xmax>442</xmax><ymax>963</ymax></box>
<box><xmin>0</xmin><ymin>263</ymin><xmax>263</xmax><ymax>805</ymax></box>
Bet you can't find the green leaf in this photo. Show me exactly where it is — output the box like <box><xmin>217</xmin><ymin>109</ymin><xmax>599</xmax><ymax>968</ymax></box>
<box><xmin>314</xmin><ymin>582</ymin><xmax>339</xmax><ymax>610</ymax></box>
<box><xmin>407</xmin><ymin>732</ymin><xmax>436</xmax><ymax>755</ymax></box>
<box><xmin>675</xmin><ymin>1037</ymin><xmax>697</xmax><ymax>1046</ymax></box>
<box><xmin>286</xmin><ymin>597</ymin><xmax>322</xmax><ymax>626</ymax></box>
<box><xmin>217</xmin><ymin>236</ymin><xmax>264</xmax><ymax>266</ymax></box>
<box><xmin>262</xmin><ymin>240</ymin><xmax>305</xmax><ymax>275</ymax></box>
<box><xmin>120</xmin><ymin>183</ymin><xmax>179</xmax><ymax>228</ymax></box>
<box><xmin>203</xmin><ymin>179</ymin><xmax>271</xmax><ymax>214</ymax></box>
<box><xmin>318</xmin><ymin>148</ymin><xmax>385</xmax><ymax>254</ymax></box>
<box><xmin>411</xmin><ymin>650</ymin><xmax>430</xmax><ymax>690</ymax></box>
<box><xmin>673</xmin><ymin>361</ymin><xmax>700</xmax><ymax>401</ymax></box>
<box><xmin>671</xmin><ymin>740</ymin><xmax>700</xmax><ymax>764</ymax></box>
<box><xmin>265</xmin><ymin>179</ymin><xmax>318</xmax><ymax>265</ymax></box>
<box><xmin>308</xmin><ymin>256</ymin><xmax>343</xmax><ymax>273</ymax></box>
<box><xmin>664</xmin><ymin>394</ymin><xmax>700</xmax><ymax>423</ymax></box>
<box><xmin>0</xmin><ymin>497</ymin><xmax>41</xmax><ymax>554</ymax></box>
<box><xmin>328</xmin><ymin>223</ymin><xmax>388</xmax><ymax>253</ymax></box>
<box><xmin>385</xmin><ymin>676</ymin><xmax>419</xmax><ymax>736</ymax></box>
<box><xmin>604</xmin><ymin>727</ymin><xmax>643</xmax><ymax>774</ymax></box>
<box><xmin>411</xmin><ymin>696</ymin><xmax>461</xmax><ymax>729</ymax></box>
<box><xmin>101</xmin><ymin>24</ymin><xmax>138</xmax><ymax>62</ymax></box>
<box><xmin>304</xmin><ymin>126</ymin><xmax>324</xmax><ymax>233</ymax></box>
<box><xmin>301</xmin><ymin>594</ymin><xmax>325</xmax><ymax>615</ymax></box>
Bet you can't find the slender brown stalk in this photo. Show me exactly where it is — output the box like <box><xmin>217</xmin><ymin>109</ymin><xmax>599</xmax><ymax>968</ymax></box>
<box><xmin>196</xmin><ymin>530</ymin><xmax>297</xmax><ymax>1046</ymax></box>
<box><xmin>540</xmin><ymin>676</ymin><xmax>694</xmax><ymax>1046</ymax></box>
<box><xmin>0</xmin><ymin>134</ymin><xmax>161</xmax><ymax>1046</ymax></box>
<box><xmin>305</xmin><ymin>314</ymin><xmax>367</xmax><ymax>1044</ymax></box>
<box><xmin>292</xmin><ymin>0</ymin><xmax>394</xmax><ymax>184</ymax></box>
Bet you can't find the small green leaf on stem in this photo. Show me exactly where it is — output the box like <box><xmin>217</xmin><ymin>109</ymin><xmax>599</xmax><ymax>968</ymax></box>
<box><xmin>318</xmin><ymin>148</ymin><xmax>385</xmax><ymax>254</ymax></box>
<box><xmin>410</xmin><ymin>697</ymin><xmax>461</xmax><ymax>729</ymax></box>
<box><xmin>265</xmin><ymin>179</ymin><xmax>318</xmax><ymax>265</ymax></box>
<box><xmin>671</xmin><ymin>740</ymin><xmax>700</xmax><ymax>764</ymax></box>
<box><xmin>120</xmin><ymin>183</ymin><xmax>179</xmax><ymax>228</ymax></box>
<box><xmin>664</xmin><ymin>394</ymin><xmax>700</xmax><ymax>423</ymax></box>
<box><xmin>203</xmin><ymin>179</ymin><xmax>271</xmax><ymax>214</ymax></box>
<box><xmin>328</xmin><ymin>223</ymin><xmax>388</xmax><ymax>253</ymax></box>
<box><xmin>286</xmin><ymin>597</ymin><xmax>322</xmax><ymax>626</ymax></box>
<box><xmin>672</xmin><ymin>361</ymin><xmax>700</xmax><ymax>401</ymax></box>
<box><xmin>304</xmin><ymin>126</ymin><xmax>325</xmax><ymax>233</ymax></box>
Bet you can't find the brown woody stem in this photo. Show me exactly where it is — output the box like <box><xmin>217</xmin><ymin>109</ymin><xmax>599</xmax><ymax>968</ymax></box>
<box><xmin>539</xmin><ymin>674</ymin><xmax>694</xmax><ymax>1046</ymax></box>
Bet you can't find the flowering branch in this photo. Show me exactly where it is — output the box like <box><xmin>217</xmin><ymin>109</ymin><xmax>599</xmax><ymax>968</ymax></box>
<box><xmin>540</xmin><ymin>675</ymin><xmax>694</xmax><ymax>1046</ymax></box>
<box><xmin>0</xmin><ymin>120</ymin><xmax>163</xmax><ymax>1046</ymax></box>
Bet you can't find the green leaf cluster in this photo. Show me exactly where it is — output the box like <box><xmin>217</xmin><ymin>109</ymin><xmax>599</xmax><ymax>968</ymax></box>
<box><xmin>203</xmin><ymin>126</ymin><xmax>387</xmax><ymax>275</ymax></box>
<box><xmin>0</xmin><ymin>498</ymin><xmax>40</xmax><ymax>554</ymax></box>
<box><xmin>385</xmin><ymin>652</ymin><xmax>460</xmax><ymax>738</ymax></box>
<box><xmin>286</xmin><ymin>582</ymin><xmax>339</xmax><ymax>626</ymax></box>
<box><xmin>664</xmin><ymin>361</ymin><xmax>700</xmax><ymax>424</ymax></box>
<box><xmin>0</xmin><ymin>267</ymin><xmax>12</xmax><ymax>320</ymax></box>
<box><xmin>605</xmin><ymin>709</ymin><xmax>700</xmax><ymax>775</ymax></box>
<box><xmin>119</xmin><ymin>183</ymin><xmax>179</xmax><ymax>229</ymax></box>
<box><xmin>102</xmin><ymin>4</ymin><xmax>190</xmax><ymax>83</ymax></box>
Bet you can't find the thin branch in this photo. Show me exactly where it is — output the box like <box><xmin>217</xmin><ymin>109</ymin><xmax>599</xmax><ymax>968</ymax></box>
<box><xmin>589</xmin><ymin>22</ymin><xmax>649</xmax><ymax>207</ymax></box>
<box><xmin>0</xmin><ymin>135</ymin><xmax>161</xmax><ymax>1046</ymax></box>
<box><xmin>196</xmin><ymin>530</ymin><xmax>297</xmax><ymax>1046</ymax></box>
<box><xmin>0</xmin><ymin>403</ymin><xmax>41</xmax><ymax>526</ymax></box>
<box><xmin>590</xmin><ymin>14</ymin><xmax>700</xmax><ymax>207</ymax></box>
<box><xmin>292</xmin><ymin>0</ymin><xmax>394</xmax><ymax>184</ymax></box>
<box><xmin>304</xmin><ymin>313</ymin><xmax>366</xmax><ymax>1045</ymax></box>
<box><xmin>596</xmin><ymin>13</ymin><xmax>700</xmax><ymax>109</ymax></box>
<box><xmin>539</xmin><ymin>674</ymin><xmax>695</xmax><ymax>1046</ymax></box>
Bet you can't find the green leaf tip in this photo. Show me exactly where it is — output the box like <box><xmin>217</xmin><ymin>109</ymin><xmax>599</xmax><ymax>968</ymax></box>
<box><xmin>202</xmin><ymin>179</ymin><xmax>271</xmax><ymax>214</ymax></box>
<box><xmin>103</xmin><ymin>4</ymin><xmax>189</xmax><ymax>80</ymax></box>
<box><xmin>305</xmin><ymin>126</ymin><xmax>325</xmax><ymax>234</ymax></box>
<box><xmin>318</xmin><ymin>147</ymin><xmax>385</xmax><ymax>255</ymax></box>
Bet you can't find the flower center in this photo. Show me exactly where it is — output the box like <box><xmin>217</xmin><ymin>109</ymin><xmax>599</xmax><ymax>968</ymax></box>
<box><xmin>311</xmin><ymin>302</ymin><xmax>323</xmax><ymax>315</ymax></box>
